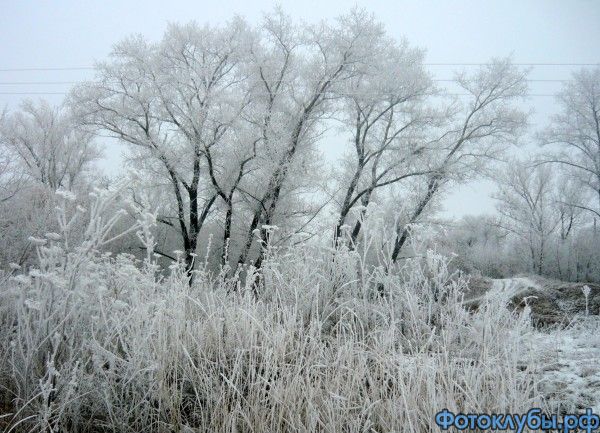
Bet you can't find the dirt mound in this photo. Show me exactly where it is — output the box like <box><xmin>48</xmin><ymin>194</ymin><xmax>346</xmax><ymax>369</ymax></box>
<box><xmin>508</xmin><ymin>283</ymin><xmax>567</xmax><ymax>327</ymax></box>
<box><xmin>464</xmin><ymin>276</ymin><xmax>600</xmax><ymax>328</ymax></box>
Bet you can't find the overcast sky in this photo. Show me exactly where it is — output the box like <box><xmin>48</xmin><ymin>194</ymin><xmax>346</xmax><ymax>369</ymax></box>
<box><xmin>1</xmin><ymin>0</ymin><xmax>599</xmax><ymax>217</ymax></box>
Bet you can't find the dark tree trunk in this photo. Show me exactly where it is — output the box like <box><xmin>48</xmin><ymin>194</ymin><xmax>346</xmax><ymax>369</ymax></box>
<box><xmin>391</xmin><ymin>176</ymin><xmax>440</xmax><ymax>262</ymax></box>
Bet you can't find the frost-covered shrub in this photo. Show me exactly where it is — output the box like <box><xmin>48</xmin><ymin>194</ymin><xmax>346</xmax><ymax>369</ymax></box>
<box><xmin>0</xmin><ymin>185</ymin><xmax>543</xmax><ymax>432</ymax></box>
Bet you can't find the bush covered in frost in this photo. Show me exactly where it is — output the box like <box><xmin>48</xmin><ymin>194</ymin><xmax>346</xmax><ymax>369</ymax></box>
<box><xmin>0</xmin><ymin>185</ymin><xmax>544</xmax><ymax>432</ymax></box>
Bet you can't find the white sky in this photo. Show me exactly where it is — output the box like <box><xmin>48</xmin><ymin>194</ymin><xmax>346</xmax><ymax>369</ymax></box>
<box><xmin>1</xmin><ymin>0</ymin><xmax>599</xmax><ymax>217</ymax></box>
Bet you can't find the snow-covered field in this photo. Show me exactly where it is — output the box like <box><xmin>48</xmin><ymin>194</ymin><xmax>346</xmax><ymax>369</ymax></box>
<box><xmin>530</xmin><ymin>315</ymin><xmax>600</xmax><ymax>413</ymax></box>
<box><xmin>487</xmin><ymin>278</ymin><xmax>600</xmax><ymax>413</ymax></box>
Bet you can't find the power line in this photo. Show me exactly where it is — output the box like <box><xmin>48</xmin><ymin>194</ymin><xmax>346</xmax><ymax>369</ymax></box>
<box><xmin>0</xmin><ymin>92</ymin><xmax>67</xmax><ymax>95</ymax></box>
<box><xmin>0</xmin><ymin>79</ymin><xmax>572</xmax><ymax>85</ymax></box>
<box><xmin>0</xmin><ymin>91</ymin><xmax>560</xmax><ymax>96</ymax></box>
<box><xmin>0</xmin><ymin>82</ymin><xmax>76</xmax><ymax>85</ymax></box>
<box><xmin>0</xmin><ymin>67</ymin><xmax>94</xmax><ymax>72</ymax></box>
<box><xmin>435</xmin><ymin>79</ymin><xmax>567</xmax><ymax>82</ymax></box>
<box><xmin>0</xmin><ymin>63</ymin><xmax>588</xmax><ymax>97</ymax></box>
<box><xmin>425</xmin><ymin>63</ymin><xmax>600</xmax><ymax>66</ymax></box>
<box><xmin>0</xmin><ymin>63</ymin><xmax>598</xmax><ymax>72</ymax></box>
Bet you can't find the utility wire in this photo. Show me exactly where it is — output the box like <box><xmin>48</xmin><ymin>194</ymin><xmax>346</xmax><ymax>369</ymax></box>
<box><xmin>426</xmin><ymin>63</ymin><xmax>600</xmax><ymax>66</ymax></box>
<box><xmin>0</xmin><ymin>63</ymin><xmax>598</xmax><ymax>72</ymax></box>
<box><xmin>0</xmin><ymin>79</ymin><xmax>573</xmax><ymax>85</ymax></box>
<box><xmin>0</xmin><ymin>63</ymin><xmax>594</xmax><ymax>96</ymax></box>
<box><xmin>0</xmin><ymin>67</ymin><xmax>94</xmax><ymax>72</ymax></box>
<box><xmin>0</xmin><ymin>92</ymin><xmax>68</xmax><ymax>95</ymax></box>
<box><xmin>0</xmin><ymin>81</ymin><xmax>76</xmax><ymax>85</ymax></box>
<box><xmin>0</xmin><ymin>91</ymin><xmax>560</xmax><ymax>96</ymax></box>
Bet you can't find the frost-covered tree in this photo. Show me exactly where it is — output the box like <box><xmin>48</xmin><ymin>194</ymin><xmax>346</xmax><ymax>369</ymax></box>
<box><xmin>334</xmin><ymin>31</ymin><xmax>437</xmax><ymax>245</ymax></box>
<box><xmin>443</xmin><ymin>214</ymin><xmax>508</xmax><ymax>277</ymax></box>
<box><xmin>0</xmin><ymin>144</ymin><xmax>23</xmax><ymax>204</ymax></box>
<box><xmin>539</xmin><ymin>67</ymin><xmax>600</xmax><ymax>219</ymax></box>
<box><xmin>236</xmin><ymin>9</ymin><xmax>390</xmax><ymax>268</ymax></box>
<box><xmin>0</xmin><ymin>100</ymin><xmax>100</xmax><ymax>191</ymax></box>
<box><xmin>535</xmin><ymin>67</ymin><xmax>600</xmax><ymax>280</ymax></box>
<box><xmin>71</xmin><ymin>19</ymin><xmax>254</xmax><ymax>274</ymax></box>
<box><xmin>494</xmin><ymin>161</ymin><xmax>561</xmax><ymax>275</ymax></box>
<box><xmin>0</xmin><ymin>100</ymin><xmax>100</xmax><ymax>268</ymax></box>
<box><xmin>390</xmin><ymin>59</ymin><xmax>528</xmax><ymax>261</ymax></box>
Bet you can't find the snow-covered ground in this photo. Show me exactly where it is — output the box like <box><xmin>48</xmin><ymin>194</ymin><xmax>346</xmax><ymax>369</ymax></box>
<box><xmin>490</xmin><ymin>278</ymin><xmax>600</xmax><ymax>413</ymax></box>
<box><xmin>532</xmin><ymin>318</ymin><xmax>600</xmax><ymax>413</ymax></box>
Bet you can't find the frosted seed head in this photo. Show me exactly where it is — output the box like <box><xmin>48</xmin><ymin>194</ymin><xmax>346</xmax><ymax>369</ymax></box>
<box><xmin>56</xmin><ymin>189</ymin><xmax>77</xmax><ymax>202</ymax></box>
<box><xmin>28</xmin><ymin>236</ymin><xmax>47</xmax><ymax>246</ymax></box>
<box><xmin>582</xmin><ymin>285</ymin><xmax>591</xmax><ymax>297</ymax></box>
<box><xmin>45</xmin><ymin>232</ymin><xmax>61</xmax><ymax>241</ymax></box>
